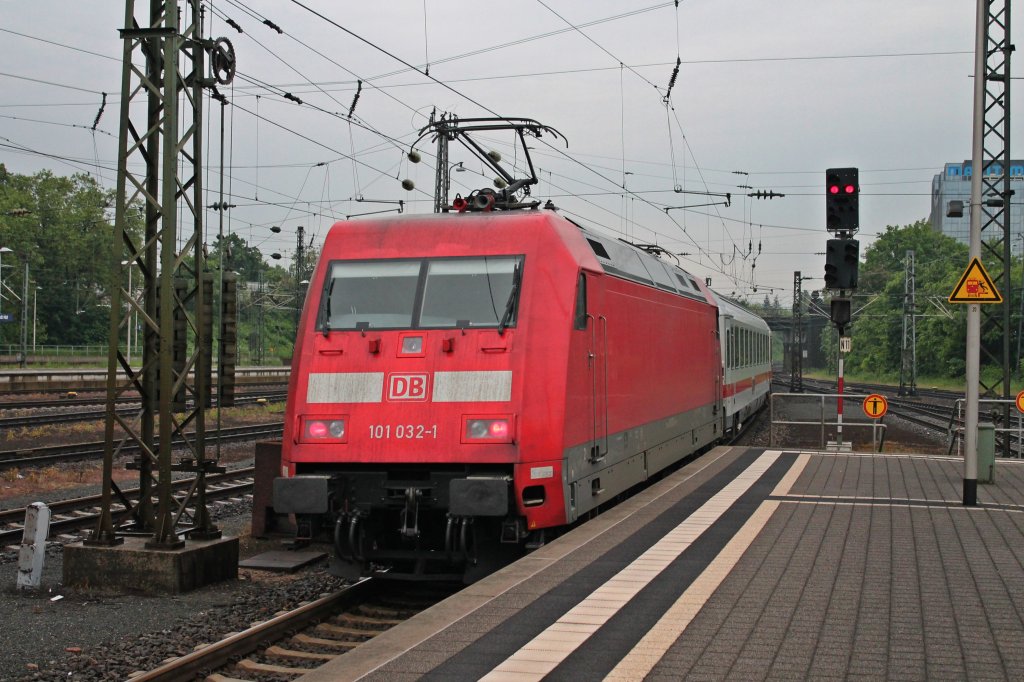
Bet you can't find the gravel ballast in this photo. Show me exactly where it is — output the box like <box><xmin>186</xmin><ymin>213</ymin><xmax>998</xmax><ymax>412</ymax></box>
<box><xmin>1</xmin><ymin>505</ymin><xmax>346</xmax><ymax>681</ymax></box>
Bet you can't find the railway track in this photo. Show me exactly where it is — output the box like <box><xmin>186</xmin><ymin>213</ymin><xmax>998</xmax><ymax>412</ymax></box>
<box><xmin>86</xmin><ymin>409</ymin><xmax>773</xmax><ymax>682</ymax></box>
<box><xmin>129</xmin><ymin>579</ymin><xmax>457</xmax><ymax>681</ymax></box>
<box><xmin>0</xmin><ymin>367</ymin><xmax>289</xmax><ymax>396</ymax></box>
<box><xmin>0</xmin><ymin>467</ymin><xmax>256</xmax><ymax>546</ymax></box>
<box><xmin>0</xmin><ymin>391</ymin><xmax>288</xmax><ymax>429</ymax></box>
<box><xmin>776</xmin><ymin>373</ymin><xmax>960</xmax><ymax>402</ymax></box>
<box><xmin>0</xmin><ymin>422</ymin><xmax>284</xmax><ymax>472</ymax></box>
<box><xmin>0</xmin><ymin>386</ymin><xmax>288</xmax><ymax>412</ymax></box>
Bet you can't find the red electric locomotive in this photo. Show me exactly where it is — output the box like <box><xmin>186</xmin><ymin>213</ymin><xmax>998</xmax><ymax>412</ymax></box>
<box><xmin>273</xmin><ymin>208</ymin><xmax>770</xmax><ymax>580</ymax></box>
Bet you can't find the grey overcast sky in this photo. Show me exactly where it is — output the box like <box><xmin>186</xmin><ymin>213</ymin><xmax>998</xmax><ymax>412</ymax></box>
<box><xmin>0</xmin><ymin>0</ymin><xmax>1016</xmax><ymax>303</ymax></box>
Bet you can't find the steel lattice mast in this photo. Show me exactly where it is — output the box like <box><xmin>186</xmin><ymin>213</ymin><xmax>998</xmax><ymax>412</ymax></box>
<box><xmin>89</xmin><ymin>0</ymin><xmax>231</xmax><ymax>547</ymax></box>
<box><xmin>899</xmin><ymin>250</ymin><xmax>917</xmax><ymax>397</ymax></box>
<box><xmin>977</xmin><ymin>0</ymin><xmax>1013</xmax><ymax>456</ymax></box>
<box><xmin>789</xmin><ymin>271</ymin><xmax>803</xmax><ymax>393</ymax></box>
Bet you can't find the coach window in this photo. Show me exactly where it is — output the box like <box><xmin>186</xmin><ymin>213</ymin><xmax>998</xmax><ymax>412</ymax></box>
<box><xmin>574</xmin><ymin>273</ymin><xmax>588</xmax><ymax>330</ymax></box>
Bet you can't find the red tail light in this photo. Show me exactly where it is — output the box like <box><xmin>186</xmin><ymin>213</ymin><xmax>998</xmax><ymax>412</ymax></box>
<box><xmin>299</xmin><ymin>417</ymin><xmax>347</xmax><ymax>443</ymax></box>
<box><xmin>463</xmin><ymin>417</ymin><xmax>513</xmax><ymax>443</ymax></box>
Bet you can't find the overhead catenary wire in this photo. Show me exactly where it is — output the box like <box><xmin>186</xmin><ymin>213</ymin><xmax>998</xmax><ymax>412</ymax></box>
<box><xmin>227</xmin><ymin>98</ymin><xmax>435</xmax><ymax>203</ymax></box>
<box><xmin>535</xmin><ymin>0</ymin><xmax>667</xmax><ymax>98</ymax></box>
<box><xmin>526</xmin><ymin>0</ymin><xmax>758</xmax><ymax>281</ymax></box>
<box><xmin>0</xmin><ymin>70</ymin><xmax>105</xmax><ymax>95</ymax></box>
<box><xmin>2</xmin><ymin>3</ymin><xmax>950</xmax><ymax>294</ymax></box>
<box><xmin>229</xmin><ymin>46</ymin><xmax>972</xmax><ymax>96</ymax></box>
<box><xmin>215</xmin><ymin>0</ymin><xmax>425</xmax><ymax>120</ymax></box>
<box><xmin>285</xmin><ymin>1</ymin><xmax>753</xmax><ymax>286</ymax></box>
<box><xmin>0</xmin><ymin>113</ymin><xmax>115</xmax><ymax>138</ymax></box>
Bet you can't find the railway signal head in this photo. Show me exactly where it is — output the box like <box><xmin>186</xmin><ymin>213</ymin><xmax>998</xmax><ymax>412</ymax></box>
<box><xmin>830</xmin><ymin>297</ymin><xmax>851</xmax><ymax>333</ymax></box>
<box><xmin>826</xmin><ymin>167</ymin><xmax>859</xmax><ymax>234</ymax></box>
<box><xmin>824</xmin><ymin>238</ymin><xmax>859</xmax><ymax>290</ymax></box>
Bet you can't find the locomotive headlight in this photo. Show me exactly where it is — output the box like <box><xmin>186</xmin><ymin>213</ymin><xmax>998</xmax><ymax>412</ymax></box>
<box><xmin>463</xmin><ymin>417</ymin><xmax>513</xmax><ymax>443</ymax></box>
<box><xmin>401</xmin><ymin>335</ymin><xmax>423</xmax><ymax>354</ymax></box>
<box><xmin>300</xmin><ymin>417</ymin><xmax>347</xmax><ymax>442</ymax></box>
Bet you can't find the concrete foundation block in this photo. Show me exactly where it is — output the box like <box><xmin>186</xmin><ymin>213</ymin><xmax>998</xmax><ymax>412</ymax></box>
<box><xmin>63</xmin><ymin>535</ymin><xmax>239</xmax><ymax>594</ymax></box>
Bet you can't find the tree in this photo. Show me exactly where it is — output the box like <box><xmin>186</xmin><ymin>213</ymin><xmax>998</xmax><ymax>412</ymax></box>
<box><xmin>0</xmin><ymin>167</ymin><xmax>141</xmax><ymax>347</ymax></box>
<box><xmin>822</xmin><ymin>219</ymin><xmax>971</xmax><ymax>379</ymax></box>
<box><xmin>210</xmin><ymin>232</ymin><xmax>269</xmax><ymax>281</ymax></box>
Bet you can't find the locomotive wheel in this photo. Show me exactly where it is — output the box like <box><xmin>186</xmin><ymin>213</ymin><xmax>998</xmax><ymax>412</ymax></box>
<box><xmin>460</xmin><ymin>518</ymin><xmax>476</xmax><ymax>564</ymax></box>
<box><xmin>444</xmin><ymin>516</ymin><xmax>456</xmax><ymax>554</ymax></box>
<box><xmin>333</xmin><ymin>514</ymin><xmax>351</xmax><ymax>560</ymax></box>
<box><xmin>348</xmin><ymin>515</ymin><xmax>367</xmax><ymax>562</ymax></box>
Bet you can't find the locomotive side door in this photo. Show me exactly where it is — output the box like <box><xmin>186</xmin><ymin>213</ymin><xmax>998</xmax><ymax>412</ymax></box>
<box><xmin>576</xmin><ymin>271</ymin><xmax>608</xmax><ymax>462</ymax></box>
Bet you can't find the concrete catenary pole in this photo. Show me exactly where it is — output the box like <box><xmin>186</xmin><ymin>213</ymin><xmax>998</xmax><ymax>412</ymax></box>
<box><xmin>964</xmin><ymin>0</ymin><xmax>988</xmax><ymax>506</ymax></box>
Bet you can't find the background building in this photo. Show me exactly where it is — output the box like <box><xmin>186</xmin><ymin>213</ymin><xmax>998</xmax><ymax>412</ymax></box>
<box><xmin>930</xmin><ymin>160</ymin><xmax>1024</xmax><ymax>253</ymax></box>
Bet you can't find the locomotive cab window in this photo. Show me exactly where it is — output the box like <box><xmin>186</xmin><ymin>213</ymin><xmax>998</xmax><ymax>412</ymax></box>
<box><xmin>421</xmin><ymin>257</ymin><xmax>520</xmax><ymax>328</ymax></box>
<box><xmin>574</xmin><ymin>273</ymin><xmax>588</xmax><ymax>330</ymax></box>
<box><xmin>321</xmin><ymin>261</ymin><xmax>420</xmax><ymax>330</ymax></box>
<box><xmin>319</xmin><ymin>255</ymin><xmax>524</xmax><ymax>331</ymax></box>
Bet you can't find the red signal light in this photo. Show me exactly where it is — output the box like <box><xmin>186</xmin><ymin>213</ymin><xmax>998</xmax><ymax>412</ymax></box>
<box><xmin>845</xmin><ymin>184</ymin><xmax>855</xmax><ymax>194</ymax></box>
<box><xmin>830</xmin><ymin>185</ymin><xmax>839</xmax><ymax>195</ymax></box>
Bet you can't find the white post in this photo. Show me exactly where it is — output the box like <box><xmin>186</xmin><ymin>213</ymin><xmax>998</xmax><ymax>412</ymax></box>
<box><xmin>964</xmin><ymin>0</ymin><xmax>986</xmax><ymax>506</ymax></box>
<box><xmin>0</xmin><ymin>247</ymin><xmax>5</xmax><ymax>316</ymax></box>
<box><xmin>837</xmin><ymin>353</ymin><xmax>845</xmax><ymax>447</ymax></box>
<box><xmin>20</xmin><ymin>261</ymin><xmax>27</xmax><ymax>368</ymax></box>
<box><xmin>16</xmin><ymin>502</ymin><xmax>51</xmax><ymax>590</ymax></box>
<box><xmin>32</xmin><ymin>287</ymin><xmax>37</xmax><ymax>351</ymax></box>
<box><xmin>127</xmin><ymin>264</ymin><xmax>132</xmax><ymax>362</ymax></box>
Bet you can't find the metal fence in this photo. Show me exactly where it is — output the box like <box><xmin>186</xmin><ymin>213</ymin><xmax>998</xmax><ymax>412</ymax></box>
<box><xmin>769</xmin><ymin>392</ymin><xmax>887</xmax><ymax>452</ymax></box>
<box><xmin>948</xmin><ymin>398</ymin><xmax>1022</xmax><ymax>458</ymax></box>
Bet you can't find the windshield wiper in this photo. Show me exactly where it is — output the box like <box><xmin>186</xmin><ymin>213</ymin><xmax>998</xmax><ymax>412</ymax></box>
<box><xmin>497</xmin><ymin>262</ymin><xmax>522</xmax><ymax>336</ymax></box>
<box><xmin>319</xmin><ymin>279</ymin><xmax>336</xmax><ymax>337</ymax></box>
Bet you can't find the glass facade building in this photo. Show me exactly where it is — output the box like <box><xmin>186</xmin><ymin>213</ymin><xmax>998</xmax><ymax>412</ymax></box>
<box><xmin>930</xmin><ymin>160</ymin><xmax>1024</xmax><ymax>254</ymax></box>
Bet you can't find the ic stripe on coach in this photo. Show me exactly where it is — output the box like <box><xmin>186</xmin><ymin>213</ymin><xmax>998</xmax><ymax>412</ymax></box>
<box><xmin>479</xmin><ymin>449</ymin><xmax>788</xmax><ymax>681</ymax></box>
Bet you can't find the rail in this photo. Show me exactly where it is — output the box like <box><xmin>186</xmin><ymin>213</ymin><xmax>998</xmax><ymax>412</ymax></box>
<box><xmin>769</xmin><ymin>392</ymin><xmax>887</xmax><ymax>452</ymax></box>
<box><xmin>0</xmin><ymin>365</ymin><xmax>289</xmax><ymax>393</ymax></box>
<box><xmin>0</xmin><ymin>345</ymin><xmax>292</xmax><ymax>368</ymax></box>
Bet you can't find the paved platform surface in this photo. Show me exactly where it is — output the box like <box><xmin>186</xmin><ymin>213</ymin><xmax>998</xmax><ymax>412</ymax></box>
<box><xmin>299</xmin><ymin>446</ymin><xmax>1024</xmax><ymax>681</ymax></box>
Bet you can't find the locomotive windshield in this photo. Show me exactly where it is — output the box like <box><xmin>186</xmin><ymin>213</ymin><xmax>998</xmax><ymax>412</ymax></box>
<box><xmin>319</xmin><ymin>256</ymin><xmax>523</xmax><ymax>331</ymax></box>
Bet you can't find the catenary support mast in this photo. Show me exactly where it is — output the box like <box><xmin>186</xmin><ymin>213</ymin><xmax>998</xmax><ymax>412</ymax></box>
<box><xmin>899</xmin><ymin>250</ymin><xmax>917</xmax><ymax>396</ymax></box>
<box><xmin>789</xmin><ymin>271</ymin><xmax>803</xmax><ymax>393</ymax></box>
<box><xmin>90</xmin><ymin>0</ymin><xmax>232</xmax><ymax>546</ymax></box>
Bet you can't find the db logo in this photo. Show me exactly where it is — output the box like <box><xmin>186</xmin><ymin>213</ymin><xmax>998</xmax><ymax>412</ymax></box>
<box><xmin>387</xmin><ymin>373</ymin><xmax>429</xmax><ymax>401</ymax></box>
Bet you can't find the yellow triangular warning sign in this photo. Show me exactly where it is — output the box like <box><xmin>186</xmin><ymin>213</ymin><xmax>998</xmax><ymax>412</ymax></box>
<box><xmin>949</xmin><ymin>257</ymin><xmax>1002</xmax><ymax>304</ymax></box>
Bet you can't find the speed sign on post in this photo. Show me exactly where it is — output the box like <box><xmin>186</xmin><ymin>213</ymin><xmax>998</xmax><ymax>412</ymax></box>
<box><xmin>1016</xmin><ymin>390</ymin><xmax>1024</xmax><ymax>414</ymax></box>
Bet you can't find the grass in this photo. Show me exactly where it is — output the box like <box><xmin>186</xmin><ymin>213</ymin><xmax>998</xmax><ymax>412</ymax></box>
<box><xmin>802</xmin><ymin>369</ymin><xmax>984</xmax><ymax>393</ymax></box>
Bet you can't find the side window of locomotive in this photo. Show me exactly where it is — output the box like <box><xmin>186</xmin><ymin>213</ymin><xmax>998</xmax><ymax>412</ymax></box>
<box><xmin>574</xmin><ymin>273</ymin><xmax>588</xmax><ymax>330</ymax></box>
<box><xmin>323</xmin><ymin>260</ymin><xmax>420</xmax><ymax>329</ymax></box>
<box><xmin>420</xmin><ymin>256</ymin><xmax>521</xmax><ymax>328</ymax></box>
